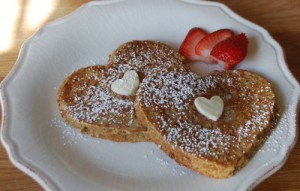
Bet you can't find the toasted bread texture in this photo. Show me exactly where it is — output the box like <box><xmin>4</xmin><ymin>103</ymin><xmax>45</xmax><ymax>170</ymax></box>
<box><xmin>57</xmin><ymin>40</ymin><xmax>184</xmax><ymax>142</ymax></box>
<box><xmin>135</xmin><ymin>69</ymin><xmax>278</xmax><ymax>178</ymax></box>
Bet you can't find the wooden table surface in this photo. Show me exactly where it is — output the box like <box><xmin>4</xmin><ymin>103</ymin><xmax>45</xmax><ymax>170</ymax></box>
<box><xmin>0</xmin><ymin>0</ymin><xmax>299</xmax><ymax>190</ymax></box>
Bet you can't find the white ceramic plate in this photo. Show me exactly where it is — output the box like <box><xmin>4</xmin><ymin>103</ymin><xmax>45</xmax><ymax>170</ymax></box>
<box><xmin>1</xmin><ymin>0</ymin><xmax>299</xmax><ymax>190</ymax></box>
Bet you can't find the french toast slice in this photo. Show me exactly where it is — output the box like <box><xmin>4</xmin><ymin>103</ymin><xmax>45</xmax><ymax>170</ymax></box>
<box><xmin>135</xmin><ymin>69</ymin><xmax>278</xmax><ymax>178</ymax></box>
<box><xmin>57</xmin><ymin>41</ymin><xmax>184</xmax><ymax>142</ymax></box>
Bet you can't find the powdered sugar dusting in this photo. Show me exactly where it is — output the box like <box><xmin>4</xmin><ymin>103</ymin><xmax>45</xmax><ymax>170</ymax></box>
<box><xmin>108</xmin><ymin>41</ymin><xmax>184</xmax><ymax>79</ymax></box>
<box><xmin>50</xmin><ymin>117</ymin><xmax>93</xmax><ymax>146</ymax></box>
<box><xmin>260</xmin><ymin>106</ymin><xmax>297</xmax><ymax>154</ymax></box>
<box><xmin>138</xmin><ymin>69</ymin><xmax>277</xmax><ymax>164</ymax></box>
<box><xmin>59</xmin><ymin>41</ymin><xmax>184</xmax><ymax>129</ymax></box>
<box><xmin>63</xmin><ymin>67</ymin><xmax>136</xmax><ymax>127</ymax></box>
<box><xmin>143</xmin><ymin>147</ymin><xmax>195</xmax><ymax>176</ymax></box>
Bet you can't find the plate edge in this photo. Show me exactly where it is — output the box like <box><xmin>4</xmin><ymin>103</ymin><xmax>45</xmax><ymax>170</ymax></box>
<box><xmin>0</xmin><ymin>0</ymin><xmax>299</xmax><ymax>191</ymax></box>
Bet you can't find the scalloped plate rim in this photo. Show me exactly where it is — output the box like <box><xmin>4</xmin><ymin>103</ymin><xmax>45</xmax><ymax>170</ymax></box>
<box><xmin>0</xmin><ymin>0</ymin><xmax>299</xmax><ymax>191</ymax></box>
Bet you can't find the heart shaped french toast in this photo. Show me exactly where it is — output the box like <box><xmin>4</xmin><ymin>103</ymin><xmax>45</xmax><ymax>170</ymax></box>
<box><xmin>135</xmin><ymin>69</ymin><xmax>278</xmax><ymax>178</ymax></box>
<box><xmin>57</xmin><ymin>41</ymin><xmax>184</xmax><ymax>142</ymax></box>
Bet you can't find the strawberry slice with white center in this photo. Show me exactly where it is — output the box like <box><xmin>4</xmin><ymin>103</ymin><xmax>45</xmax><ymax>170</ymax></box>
<box><xmin>195</xmin><ymin>29</ymin><xmax>234</xmax><ymax>64</ymax></box>
<box><xmin>210</xmin><ymin>33</ymin><xmax>248</xmax><ymax>69</ymax></box>
<box><xmin>179</xmin><ymin>27</ymin><xmax>210</xmax><ymax>62</ymax></box>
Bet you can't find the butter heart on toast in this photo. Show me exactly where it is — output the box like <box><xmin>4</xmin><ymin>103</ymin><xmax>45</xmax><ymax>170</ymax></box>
<box><xmin>135</xmin><ymin>69</ymin><xmax>278</xmax><ymax>178</ymax></box>
<box><xmin>57</xmin><ymin>41</ymin><xmax>184</xmax><ymax>142</ymax></box>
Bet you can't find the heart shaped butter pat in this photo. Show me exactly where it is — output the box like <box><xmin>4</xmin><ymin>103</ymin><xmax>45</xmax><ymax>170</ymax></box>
<box><xmin>111</xmin><ymin>70</ymin><xmax>140</xmax><ymax>96</ymax></box>
<box><xmin>194</xmin><ymin>96</ymin><xmax>224</xmax><ymax>121</ymax></box>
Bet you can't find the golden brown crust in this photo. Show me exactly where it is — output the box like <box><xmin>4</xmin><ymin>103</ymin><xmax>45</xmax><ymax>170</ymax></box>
<box><xmin>135</xmin><ymin>99</ymin><xmax>235</xmax><ymax>178</ymax></box>
<box><xmin>135</xmin><ymin>69</ymin><xmax>278</xmax><ymax>178</ymax></box>
<box><xmin>57</xmin><ymin>65</ymin><xmax>148</xmax><ymax>142</ymax></box>
<box><xmin>57</xmin><ymin>41</ymin><xmax>184</xmax><ymax>142</ymax></box>
<box><xmin>107</xmin><ymin>40</ymin><xmax>185</xmax><ymax>79</ymax></box>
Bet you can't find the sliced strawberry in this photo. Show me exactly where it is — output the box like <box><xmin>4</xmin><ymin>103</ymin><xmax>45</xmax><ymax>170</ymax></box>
<box><xmin>217</xmin><ymin>60</ymin><xmax>234</xmax><ymax>70</ymax></box>
<box><xmin>179</xmin><ymin>27</ymin><xmax>209</xmax><ymax>61</ymax></box>
<box><xmin>210</xmin><ymin>33</ymin><xmax>248</xmax><ymax>67</ymax></box>
<box><xmin>195</xmin><ymin>29</ymin><xmax>234</xmax><ymax>63</ymax></box>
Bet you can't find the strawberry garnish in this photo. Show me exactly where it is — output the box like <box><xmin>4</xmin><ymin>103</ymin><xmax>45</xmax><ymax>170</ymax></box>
<box><xmin>179</xmin><ymin>27</ymin><xmax>209</xmax><ymax>61</ymax></box>
<box><xmin>210</xmin><ymin>33</ymin><xmax>248</xmax><ymax>68</ymax></box>
<box><xmin>179</xmin><ymin>27</ymin><xmax>248</xmax><ymax>70</ymax></box>
<box><xmin>195</xmin><ymin>29</ymin><xmax>234</xmax><ymax>63</ymax></box>
<box><xmin>217</xmin><ymin>61</ymin><xmax>234</xmax><ymax>70</ymax></box>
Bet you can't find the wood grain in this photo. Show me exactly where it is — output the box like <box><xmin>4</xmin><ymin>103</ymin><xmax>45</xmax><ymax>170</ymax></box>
<box><xmin>0</xmin><ymin>0</ymin><xmax>299</xmax><ymax>190</ymax></box>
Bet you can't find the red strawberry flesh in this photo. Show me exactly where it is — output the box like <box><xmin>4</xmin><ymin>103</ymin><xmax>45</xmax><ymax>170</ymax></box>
<box><xmin>179</xmin><ymin>27</ymin><xmax>208</xmax><ymax>61</ymax></box>
<box><xmin>195</xmin><ymin>29</ymin><xmax>234</xmax><ymax>59</ymax></box>
<box><xmin>217</xmin><ymin>60</ymin><xmax>234</xmax><ymax>70</ymax></box>
<box><xmin>210</xmin><ymin>33</ymin><xmax>248</xmax><ymax>66</ymax></box>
